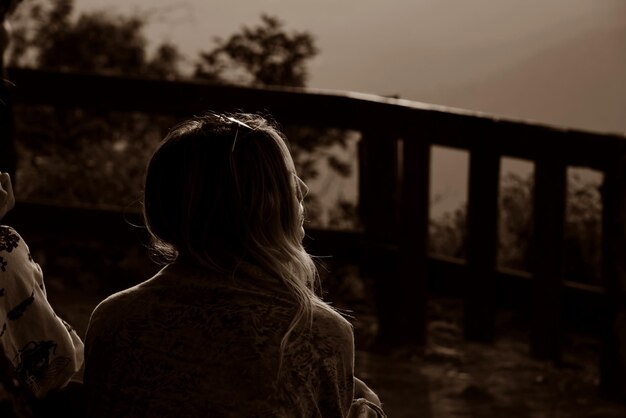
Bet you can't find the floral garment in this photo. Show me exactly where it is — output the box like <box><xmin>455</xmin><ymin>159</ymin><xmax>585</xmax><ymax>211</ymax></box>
<box><xmin>85</xmin><ymin>261</ymin><xmax>383</xmax><ymax>417</ymax></box>
<box><xmin>0</xmin><ymin>225</ymin><xmax>84</xmax><ymax>398</ymax></box>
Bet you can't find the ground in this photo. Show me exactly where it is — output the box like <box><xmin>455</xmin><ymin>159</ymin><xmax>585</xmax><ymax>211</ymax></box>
<box><xmin>356</xmin><ymin>323</ymin><xmax>626</xmax><ymax>417</ymax></box>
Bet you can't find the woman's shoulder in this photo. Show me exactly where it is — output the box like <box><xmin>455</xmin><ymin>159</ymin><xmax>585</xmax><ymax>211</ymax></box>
<box><xmin>89</xmin><ymin>266</ymin><xmax>170</xmax><ymax>323</ymax></box>
<box><xmin>86</xmin><ymin>286</ymin><xmax>151</xmax><ymax>345</ymax></box>
<box><xmin>311</xmin><ymin>302</ymin><xmax>354</xmax><ymax>345</ymax></box>
<box><xmin>91</xmin><ymin>287</ymin><xmax>135</xmax><ymax>317</ymax></box>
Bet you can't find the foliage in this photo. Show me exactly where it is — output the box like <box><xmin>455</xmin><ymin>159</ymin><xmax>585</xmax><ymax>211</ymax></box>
<box><xmin>7</xmin><ymin>3</ymin><xmax>359</xmax><ymax>229</ymax></box>
<box><xmin>7</xmin><ymin>0</ymin><xmax>182</xmax><ymax>79</ymax></box>
<box><xmin>282</xmin><ymin>125</ymin><xmax>358</xmax><ymax>229</ymax></box>
<box><xmin>6</xmin><ymin>2</ymin><xmax>185</xmax><ymax>207</ymax></box>
<box><xmin>564</xmin><ymin>170</ymin><xmax>603</xmax><ymax>282</ymax></box>
<box><xmin>498</xmin><ymin>172</ymin><xmax>534</xmax><ymax>271</ymax></box>
<box><xmin>429</xmin><ymin>205</ymin><xmax>467</xmax><ymax>259</ymax></box>
<box><xmin>428</xmin><ymin>170</ymin><xmax>603</xmax><ymax>284</ymax></box>
<box><xmin>194</xmin><ymin>14</ymin><xmax>317</xmax><ymax>87</ymax></box>
<box><xmin>14</xmin><ymin>105</ymin><xmax>179</xmax><ymax>207</ymax></box>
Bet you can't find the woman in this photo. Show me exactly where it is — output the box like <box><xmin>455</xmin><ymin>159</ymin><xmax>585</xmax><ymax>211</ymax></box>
<box><xmin>84</xmin><ymin>113</ymin><xmax>385</xmax><ymax>417</ymax></box>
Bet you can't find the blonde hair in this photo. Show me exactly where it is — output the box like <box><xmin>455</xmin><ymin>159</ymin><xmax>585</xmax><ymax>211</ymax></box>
<box><xmin>143</xmin><ymin>112</ymin><xmax>332</xmax><ymax>374</ymax></box>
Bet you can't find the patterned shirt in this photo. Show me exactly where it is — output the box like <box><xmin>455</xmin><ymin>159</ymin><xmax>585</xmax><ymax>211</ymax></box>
<box><xmin>84</xmin><ymin>261</ymin><xmax>361</xmax><ymax>418</ymax></box>
<box><xmin>0</xmin><ymin>225</ymin><xmax>84</xmax><ymax>398</ymax></box>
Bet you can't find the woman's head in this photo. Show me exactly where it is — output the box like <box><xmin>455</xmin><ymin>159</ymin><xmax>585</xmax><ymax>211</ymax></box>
<box><xmin>144</xmin><ymin>112</ymin><xmax>308</xmax><ymax>269</ymax></box>
<box><xmin>144</xmin><ymin>112</ymin><xmax>337</xmax><ymax>374</ymax></box>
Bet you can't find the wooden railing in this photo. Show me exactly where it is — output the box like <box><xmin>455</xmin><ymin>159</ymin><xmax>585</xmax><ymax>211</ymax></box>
<box><xmin>3</xmin><ymin>68</ymin><xmax>626</xmax><ymax>400</ymax></box>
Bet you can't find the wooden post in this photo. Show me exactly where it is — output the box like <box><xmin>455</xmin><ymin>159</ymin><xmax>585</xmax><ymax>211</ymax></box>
<box><xmin>600</xmin><ymin>151</ymin><xmax>626</xmax><ymax>401</ymax></box>
<box><xmin>358</xmin><ymin>127</ymin><xmax>402</xmax><ymax>345</ymax></box>
<box><xmin>358</xmin><ymin>128</ymin><xmax>399</xmax><ymax>242</ymax></box>
<box><xmin>464</xmin><ymin>134</ymin><xmax>500</xmax><ymax>342</ymax></box>
<box><xmin>397</xmin><ymin>133</ymin><xmax>430</xmax><ymax>345</ymax></box>
<box><xmin>0</xmin><ymin>0</ymin><xmax>17</xmax><ymax>179</ymax></box>
<box><xmin>530</xmin><ymin>156</ymin><xmax>566</xmax><ymax>362</ymax></box>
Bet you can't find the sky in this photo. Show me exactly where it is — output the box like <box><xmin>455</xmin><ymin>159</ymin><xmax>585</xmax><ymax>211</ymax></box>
<box><xmin>73</xmin><ymin>0</ymin><xmax>626</xmax><ymax>216</ymax></box>
<box><xmin>75</xmin><ymin>0</ymin><xmax>626</xmax><ymax>135</ymax></box>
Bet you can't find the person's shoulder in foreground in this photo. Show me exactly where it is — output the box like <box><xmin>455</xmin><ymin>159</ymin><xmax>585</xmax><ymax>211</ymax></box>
<box><xmin>0</xmin><ymin>225</ymin><xmax>84</xmax><ymax>398</ymax></box>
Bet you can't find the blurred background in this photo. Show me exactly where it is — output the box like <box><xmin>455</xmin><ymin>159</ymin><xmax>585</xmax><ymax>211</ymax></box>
<box><xmin>2</xmin><ymin>0</ymin><xmax>626</xmax><ymax>416</ymax></box>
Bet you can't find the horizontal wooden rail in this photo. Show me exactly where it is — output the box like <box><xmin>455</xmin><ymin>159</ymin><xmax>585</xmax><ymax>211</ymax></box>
<box><xmin>3</xmin><ymin>200</ymin><xmax>608</xmax><ymax>334</ymax></box>
<box><xmin>7</xmin><ymin>68</ymin><xmax>625</xmax><ymax>169</ymax></box>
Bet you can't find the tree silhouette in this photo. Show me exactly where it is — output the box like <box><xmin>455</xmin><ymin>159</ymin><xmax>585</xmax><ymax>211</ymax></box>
<box><xmin>7</xmin><ymin>0</ymin><xmax>182</xmax><ymax>205</ymax></box>
<box><xmin>8</xmin><ymin>0</ymin><xmax>182</xmax><ymax>79</ymax></box>
<box><xmin>195</xmin><ymin>14</ymin><xmax>317</xmax><ymax>87</ymax></box>
<box><xmin>8</xmin><ymin>4</ymin><xmax>358</xmax><ymax>229</ymax></box>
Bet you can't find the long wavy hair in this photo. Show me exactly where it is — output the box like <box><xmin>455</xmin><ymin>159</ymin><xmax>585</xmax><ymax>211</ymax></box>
<box><xmin>143</xmin><ymin>112</ymin><xmax>332</xmax><ymax>371</ymax></box>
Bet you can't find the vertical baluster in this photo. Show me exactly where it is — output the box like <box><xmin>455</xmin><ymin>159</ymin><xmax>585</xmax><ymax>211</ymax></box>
<box><xmin>464</xmin><ymin>131</ymin><xmax>500</xmax><ymax>342</ymax></box>
<box><xmin>358</xmin><ymin>128</ymin><xmax>399</xmax><ymax>242</ymax></box>
<box><xmin>358</xmin><ymin>127</ymin><xmax>402</xmax><ymax>345</ymax></box>
<box><xmin>530</xmin><ymin>156</ymin><xmax>566</xmax><ymax>361</ymax></box>
<box><xmin>398</xmin><ymin>132</ymin><xmax>430</xmax><ymax>345</ymax></box>
<box><xmin>600</xmin><ymin>150</ymin><xmax>626</xmax><ymax>400</ymax></box>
